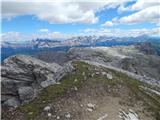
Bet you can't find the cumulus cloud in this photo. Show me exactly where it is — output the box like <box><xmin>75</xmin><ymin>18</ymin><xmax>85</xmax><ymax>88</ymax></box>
<box><xmin>1</xmin><ymin>0</ymin><xmax>101</xmax><ymax>24</ymax></box>
<box><xmin>2</xmin><ymin>0</ymin><xmax>135</xmax><ymax>24</ymax></box>
<box><xmin>103</xmin><ymin>5</ymin><xmax>160</xmax><ymax>26</ymax></box>
<box><xmin>126</xmin><ymin>0</ymin><xmax>160</xmax><ymax>11</ymax></box>
<box><xmin>118</xmin><ymin>6</ymin><xmax>160</xmax><ymax>25</ymax></box>
<box><xmin>118</xmin><ymin>0</ymin><xmax>160</xmax><ymax>12</ymax></box>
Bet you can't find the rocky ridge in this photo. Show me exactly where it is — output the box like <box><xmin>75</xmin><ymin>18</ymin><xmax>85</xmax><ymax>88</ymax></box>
<box><xmin>2</xmin><ymin>61</ymin><xmax>159</xmax><ymax>120</ymax></box>
<box><xmin>1</xmin><ymin>55</ymin><xmax>74</xmax><ymax>108</ymax></box>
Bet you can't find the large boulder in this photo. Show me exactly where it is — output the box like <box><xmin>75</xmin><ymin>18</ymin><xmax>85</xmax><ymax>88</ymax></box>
<box><xmin>1</xmin><ymin>55</ymin><xmax>74</xmax><ymax>108</ymax></box>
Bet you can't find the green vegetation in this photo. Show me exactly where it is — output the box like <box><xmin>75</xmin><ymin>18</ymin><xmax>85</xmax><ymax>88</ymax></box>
<box><xmin>17</xmin><ymin>61</ymin><xmax>160</xmax><ymax>120</ymax></box>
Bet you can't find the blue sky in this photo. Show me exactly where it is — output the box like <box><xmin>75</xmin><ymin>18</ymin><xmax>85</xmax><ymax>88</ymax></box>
<box><xmin>1</xmin><ymin>0</ymin><xmax>160</xmax><ymax>41</ymax></box>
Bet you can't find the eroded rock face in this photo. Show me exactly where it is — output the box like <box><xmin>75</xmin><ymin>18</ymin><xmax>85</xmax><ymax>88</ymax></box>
<box><xmin>1</xmin><ymin>55</ymin><xmax>74</xmax><ymax>108</ymax></box>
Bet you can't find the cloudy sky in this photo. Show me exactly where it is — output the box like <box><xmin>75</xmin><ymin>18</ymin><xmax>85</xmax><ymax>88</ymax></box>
<box><xmin>1</xmin><ymin>0</ymin><xmax>160</xmax><ymax>41</ymax></box>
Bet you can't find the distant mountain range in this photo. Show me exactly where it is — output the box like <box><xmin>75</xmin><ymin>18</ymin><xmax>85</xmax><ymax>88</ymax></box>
<box><xmin>2</xmin><ymin>35</ymin><xmax>159</xmax><ymax>49</ymax></box>
<box><xmin>1</xmin><ymin>35</ymin><xmax>160</xmax><ymax>61</ymax></box>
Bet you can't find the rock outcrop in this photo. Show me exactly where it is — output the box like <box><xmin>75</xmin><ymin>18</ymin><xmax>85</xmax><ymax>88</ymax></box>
<box><xmin>1</xmin><ymin>55</ymin><xmax>74</xmax><ymax>108</ymax></box>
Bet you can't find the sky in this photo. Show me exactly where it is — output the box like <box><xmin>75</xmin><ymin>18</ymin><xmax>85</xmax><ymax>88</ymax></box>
<box><xmin>1</xmin><ymin>0</ymin><xmax>160</xmax><ymax>41</ymax></box>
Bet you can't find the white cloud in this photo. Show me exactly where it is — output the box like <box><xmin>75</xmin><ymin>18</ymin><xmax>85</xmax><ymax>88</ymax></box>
<box><xmin>2</xmin><ymin>0</ymin><xmax>135</xmax><ymax>24</ymax></box>
<box><xmin>118</xmin><ymin>0</ymin><xmax>160</xmax><ymax>12</ymax></box>
<box><xmin>117</xmin><ymin>1</ymin><xmax>160</xmax><ymax>26</ymax></box>
<box><xmin>127</xmin><ymin>0</ymin><xmax>160</xmax><ymax>11</ymax></box>
<box><xmin>1</xmin><ymin>32</ymin><xmax>30</xmax><ymax>42</ymax></box>
<box><xmin>1</xmin><ymin>0</ymin><xmax>100</xmax><ymax>24</ymax></box>
<box><xmin>118</xmin><ymin>6</ymin><xmax>160</xmax><ymax>25</ymax></box>
<box><xmin>39</xmin><ymin>29</ymin><xmax>49</xmax><ymax>32</ymax></box>
<box><xmin>2</xmin><ymin>27</ymin><xmax>160</xmax><ymax>42</ymax></box>
<box><xmin>102</xmin><ymin>21</ymin><xmax>113</xmax><ymax>27</ymax></box>
<box><xmin>81</xmin><ymin>27</ymin><xmax>160</xmax><ymax>37</ymax></box>
<box><xmin>104</xmin><ymin>5</ymin><xmax>160</xmax><ymax>26</ymax></box>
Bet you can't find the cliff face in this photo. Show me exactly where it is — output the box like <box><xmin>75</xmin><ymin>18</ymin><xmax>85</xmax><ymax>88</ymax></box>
<box><xmin>1</xmin><ymin>55</ymin><xmax>74</xmax><ymax>108</ymax></box>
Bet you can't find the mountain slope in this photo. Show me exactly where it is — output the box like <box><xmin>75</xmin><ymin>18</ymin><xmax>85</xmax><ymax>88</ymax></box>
<box><xmin>2</xmin><ymin>61</ymin><xmax>160</xmax><ymax>120</ymax></box>
<box><xmin>68</xmin><ymin>46</ymin><xmax>160</xmax><ymax>80</ymax></box>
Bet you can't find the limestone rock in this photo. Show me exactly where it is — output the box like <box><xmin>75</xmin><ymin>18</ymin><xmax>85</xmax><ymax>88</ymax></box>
<box><xmin>65</xmin><ymin>113</ymin><xmax>71</xmax><ymax>118</ymax></box>
<box><xmin>47</xmin><ymin>113</ymin><xmax>52</xmax><ymax>117</ymax></box>
<box><xmin>87</xmin><ymin>108</ymin><xmax>93</xmax><ymax>112</ymax></box>
<box><xmin>87</xmin><ymin>103</ymin><xmax>96</xmax><ymax>110</ymax></box>
<box><xmin>106</xmin><ymin>73</ymin><xmax>113</xmax><ymax>79</ymax></box>
<box><xmin>43</xmin><ymin>106</ymin><xmax>51</xmax><ymax>111</ymax></box>
<box><xmin>56</xmin><ymin>116</ymin><xmax>60</xmax><ymax>119</ymax></box>
<box><xmin>1</xmin><ymin>55</ymin><xmax>74</xmax><ymax>108</ymax></box>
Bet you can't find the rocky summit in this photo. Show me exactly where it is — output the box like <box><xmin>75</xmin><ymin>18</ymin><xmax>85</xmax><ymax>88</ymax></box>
<box><xmin>1</xmin><ymin>61</ymin><xmax>160</xmax><ymax>120</ymax></box>
<box><xmin>1</xmin><ymin>55</ymin><xmax>74</xmax><ymax>108</ymax></box>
